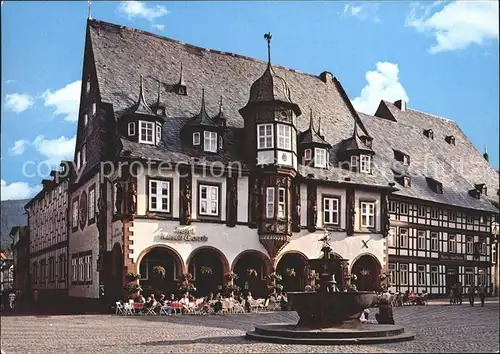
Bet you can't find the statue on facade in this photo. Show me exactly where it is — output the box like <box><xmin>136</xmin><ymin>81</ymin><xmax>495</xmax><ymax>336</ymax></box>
<box><xmin>115</xmin><ymin>183</ymin><xmax>123</xmax><ymax>215</ymax></box>
<box><xmin>96</xmin><ymin>185</ymin><xmax>107</xmax><ymax>241</ymax></box>
<box><xmin>251</xmin><ymin>178</ymin><xmax>260</xmax><ymax>224</ymax></box>
<box><xmin>228</xmin><ymin>177</ymin><xmax>237</xmax><ymax>225</ymax></box>
<box><xmin>181</xmin><ymin>180</ymin><xmax>191</xmax><ymax>225</ymax></box>
<box><xmin>127</xmin><ymin>181</ymin><xmax>137</xmax><ymax>215</ymax></box>
<box><xmin>347</xmin><ymin>189</ymin><xmax>355</xmax><ymax>234</ymax></box>
<box><xmin>382</xmin><ymin>194</ymin><xmax>390</xmax><ymax>237</ymax></box>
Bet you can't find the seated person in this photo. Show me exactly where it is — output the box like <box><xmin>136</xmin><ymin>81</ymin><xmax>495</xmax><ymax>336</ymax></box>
<box><xmin>375</xmin><ymin>291</ymin><xmax>395</xmax><ymax>325</ymax></box>
<box><xmin>213</xmin><ymin>293</ymin><xmax>223</xmax><ymax>313</ymax></box>
<box><xmin>137</xmin><ymin>294</ymin><xmax>146</xmax><ymax>303</ymax></box>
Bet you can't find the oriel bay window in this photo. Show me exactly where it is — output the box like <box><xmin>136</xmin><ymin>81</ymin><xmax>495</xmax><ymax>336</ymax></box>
<box><xmin>360</xmin><ymin>201</ymin><xmax>375</xmax><ymax>228</ymax></box>
<box><xmin>257</xmin><ymin>124</ymin><xmax>273</xmax><ymax>149</ymax></box>
<box><xmin>278</xmin><ymin>188</ymin><xmax>286</xmax><ymax>218</ymax></box>
<box><xmin>323</xmin><ymin>197</ymin><xmax>339</xmax><ymax>225</ymax></box>
<box><xmin>266</xmin><ymin>187</ymin><xmax>274</xmax><ymax>218</ymax></box>
<box><xmin>265</xmin><ymin>187</ymin><xmax>287</xmax><ymax>219</ymax></box>
<box><xmin>277</xmin><ymin>124</ymin><xmax>291</xmax><ymax>150</ymax></box>
<box><xmin>199</xmin><ymin>184</ymin><xmax>219</xmax><ymax>216</ymax></box>
<box><xmin>149</xmin><ymin>179</ymin><xmax>170</xmax><ymax>213</ymax></box>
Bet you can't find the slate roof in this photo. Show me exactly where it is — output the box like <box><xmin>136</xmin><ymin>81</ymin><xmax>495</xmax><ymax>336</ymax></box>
<box><xmin>359</xmin><ymin>101</ymin><xmax>499</xmax><ymax>212</ymax></box>
<box><xmin>298</xmin><ymin>109</ymin><xmax>330</xmax><ymax>146</ymax></box>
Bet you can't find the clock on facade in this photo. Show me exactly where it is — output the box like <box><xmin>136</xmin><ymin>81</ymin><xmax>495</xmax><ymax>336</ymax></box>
<box><xmin>79</xmin><ymin>191</ymin><xmax>88</xmax><ymax>230</ymax></box>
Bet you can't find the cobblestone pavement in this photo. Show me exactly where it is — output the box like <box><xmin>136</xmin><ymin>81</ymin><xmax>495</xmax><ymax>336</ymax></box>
<box><xmin>1</xmin><ymin>301</ymin><xmax>499</xmax><ymax>353</ymax></box>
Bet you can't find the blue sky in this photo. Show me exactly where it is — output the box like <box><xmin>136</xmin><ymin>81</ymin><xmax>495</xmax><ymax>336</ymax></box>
<box><xmin>1</xmin><ymin>1</ymin><xmax>498</xmax><ymax>200</ymax></box>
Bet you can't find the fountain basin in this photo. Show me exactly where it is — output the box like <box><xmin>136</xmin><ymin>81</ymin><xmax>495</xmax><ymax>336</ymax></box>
<box><xmin>288</xmin><ymin>291</ymin><xmax>378</xmax><ymax>327</ymax></box>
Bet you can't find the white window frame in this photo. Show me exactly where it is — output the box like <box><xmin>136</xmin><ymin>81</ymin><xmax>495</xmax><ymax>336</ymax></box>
<box><xmin>76</xmin><ymin>151</ymin><xmax>81</xmax><ymax>170</ymax></box>
<box><xmin>360</xmin><ymin>154</ymin><xmax>371</xmax><ymax>173</ymax></box>
<box><xmin>128</xmin><ymin>122</ymin><xmax>135</xmax><ymax>136</ymax></box>
<box><xmin>417</xmin><ymin>265</ymin><xmax>426</xmax><ymax>286</ymax></box>
<box><xmin>266</xmin><ymin>187</ymin><xmax>275</xmax><ymax>218</ymax></box>
<box><xmin>92</xmin><ymin>102</ymin><xmax>97</xmax><ymax>116</ymax></box>
<box><xmin>350</xmin><ymin>155</ymin><xmax>358</xmax><ymax>168</ymax></box>
<box><xmin>431</xmin><ymin>232</ymin><xmax>439</xmax><ymax>251</ymax></box>
<box><xmin>399</xmin><ymin>264</ymin><xmax>408</xmax><ymax>286</ymax></box>
<box><xmin>219</xmin><ymin>136</ymin><xmax>223</xmax><ymax>149</ymax></box>
<box><xmin>465</xmin><ymin>268</ymin><xmax>474</xmax><ymax>286</ymax></box>
<box><xmin>78</xmin><ymin>257</ymin><xmax>84</xmax><ymax>282</ymax></box>
<box><xmin>139</xmin><ymin>121</ymin><xmax>154</xmax><ymax>144</ymax></box>
<box><xmin>388</xmin><ymin>201</ymin><xmax>396</xmax><ymax>213</ymax></box>
<box><xmin>89</xmin><ymin>187</ymin><xmax>95</xmax><ymax>220</ymax></box>
<box><xmin>199</xmin><ymin>184</ymin><xmax>219</xmax><ymax>216</ymax></box>
<box><xmin>466</xmin><ymin>236</ymin><xmax>474</xmax><ymax>254</ymax></box>
<box><xmin>277</xmin><ymin>124</ymin><xmax>291</xmax><ymax>150</ymax></box>
<box><xmin>149</xmin><ymin>179</ymin><xmax>170</xmax><ymax>213</ymax></box>
<box><xmin>84</xmin><ymin>255</ymin><xmax>92</xmax><ymax>282</ymax></box>
<box><xmin>86</xmin><ymin>79</ymin><xmax>91</xmax><ymax>94</ymax></box>
<box><xmin>388</xmin><ymin>263</ymin><xmax>396</xmax><ymax>285</ymax></box>
<box><xmin>431</xmin><ymin>266</ymin><xmax>439</xmax><ymax>286</ymax></box>
<box><xmin>72</xmin><ymin>200</ymin><xmax>79</xmax><ymax>228</ymax></box>
<box><xmin>418</xmin><ymin>206</ymin><xmax>426</xmax><ymax>217</ymax></box>
<box><xmin>388</xmin><ymin>227</ymin><xmax>396</xmax><ymax>247</ymax></box>
<box><xmin>448</xmin><ymin>211</ymin><xmax>456</xmax><ymax>222</ymax></box>
<box><xmin>360</xmin><ymin>201</ymin><xmax>375</xmax><ymax>228</ymax></box>
<box><xmin>417</xmin><ymin>230</ymin><xmax>426</xmax><ymax>250</ymax></box>
<box><xmin>71</xmin><ymin>258</ymin><xmax>77</xmax><ymax>282</ymax></box>
<box><xmin>278</xmin><ymin>188</ymin><xmax>286</xmax><ymax>218</ymax></box>
<box><xmin>448</xmin><ymin>234</ymin><xmax>457</xmax><ymax>253</ymax></box>
<box><xmin>478</xmin><ymin>268</ymin><xmax>486</xmax><ymax>287</ymax></box>
<box><xmin>193</xmin><ymin>132</ymin><xmax>200</xmax><ymax>145</ymax></box>
<box><xmin>304</xmin><ymin>148</ymin><xmax>312</xmax><ymax>160</ymax></box>
<box><xmin>314</xmin><ymin>148</ymin><xmax>327</xmax><ymax>168</ymax></box>
<box><xmin>431</xmin><ymin>208</ymin><xmax>439</xmax><ymax>220</ymax></box>
<box><xmin>156</xmin><ymin>124</ymin><xmax>162</xmax><ymax>143</ymax></box>
<box><xmin>492</xmin><ymin>244</ymin><xmax>497</xmax><ymax>264</ymax></box>
<box><xmin>257</xmin><ymin>124</ymin><xmax>274</xmax><ymax>149</ymax></box>
<box><xmin>323</xmin><ymin>197</ymin><xmax>339</xmax><ymax>225</ymax></box>
<box><xmin>400</xmin><ymin>203</ymin><xmax>409</xmax><ymax>215</ymax></box>
<box><xmin>83</xmin><ymin>113</ymin><xmax>88</xmax><ymax>126</ymax></box>
<box><xmin>402</xmin><ymin>155</ymin><xmax>409</xmax><ymax>165</ymax></box>
<box><xmin>400</xmin><ymin>228</ymin><xmax>408</xmax><ymax>248</ymax></box>
<box><xmin>204</xmin><ymin>131</ymin><xmax>217</xmax><ymax>153</ymax></box>
<box><xmin>81</xmin><ymin>145</ymin><xmax>87</xmax><ymax>166</ymax></box>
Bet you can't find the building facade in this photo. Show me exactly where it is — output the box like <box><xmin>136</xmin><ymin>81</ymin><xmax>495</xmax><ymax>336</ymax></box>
<box><xmin>11</xmin><ymin>226</ymin><xmax>30</xmax><ymax>294</ymax></box>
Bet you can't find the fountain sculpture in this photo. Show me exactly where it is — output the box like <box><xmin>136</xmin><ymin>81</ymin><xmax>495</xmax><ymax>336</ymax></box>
<box><xmin>246</xmin><ymin>232</ymin><xmax>415</xmax><ymax>344</ymax></box>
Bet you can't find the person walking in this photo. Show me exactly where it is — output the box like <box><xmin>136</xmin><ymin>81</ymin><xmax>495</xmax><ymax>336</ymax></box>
<box><xmin>478</xmin><ymin>284</ymin><xmax>486</xmax><ymax>307</ymax></box>
<box><xmin>467</xmin><ymin>286</ymin><xmax>475</xmax><ymax>307</ymax></box>
<box><xmin>457</xmin><ymin>282</ymin><xmax>463</xmax><ymax>305</ymax></box>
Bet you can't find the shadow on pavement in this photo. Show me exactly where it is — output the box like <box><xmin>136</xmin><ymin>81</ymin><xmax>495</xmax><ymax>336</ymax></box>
<box><xmin>140</xmin><ymin>335</ymin><xmax>250</xmax><ymax>346</ymax></box>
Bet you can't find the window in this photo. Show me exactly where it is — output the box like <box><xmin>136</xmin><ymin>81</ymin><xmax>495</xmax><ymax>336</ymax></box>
<box><xmin>314</xmin><ymin>148</ymin><xmax>327</xmax><ymax>168</ymax></box>
<box><xmin>78</xmin><ymin>258</ymin><xmax>84</xmax><ymax>282</ymax></box>
<box><xmin>479</xmin><ymin>239</ymin><xmax>486</xmax><ymax>255</ymax></box>
<box><xmin>399</xmin><ymin>264</ymin><xmax>408</xmax><ymax>285</ymax></box>
<box><xmin>466</xmin><ymin>215</ymin><xmax>473</xmax><ymax>224</ymax></box>
<box><xmin>219</xmin><ymin>136</ymin><xmax>223</xmax><ymax>149</ymax></box>
<box><xmin>400</xmin><ymin>228</ymin><xmax>408</xmax><ymax>248</ymax></box>
<box><xmin>400</xmin><ymin>203</ymin><xmax>409</xmax><ymax>215</ymax></box>
<box><xmin>478</xmin><ymin>269</ymin><xmax>486</xmax><ymax>287</ymax></box>
<box><xmin>32</xmin><ymin>262</ymin><xmax>38</xmax><ymax>284</ymax></box>
<box><xmin>81</xmin><ymin>145</ymin><xmax>87</xmax><ymax>166</ymax></box>
<box><xmin>204</xmin><ymin>131</ymin><xmax>217</xmax><ymax>152</ymax></box>
<box><xmin>156</xmin><ymin>124</ymin><xmax>162</xmax><ymax>143</ymax></box>
<box><xmin>86</xmin><ymin>79</ymin><xmax>91</xmax><ymax>94</ymax></box>
<box><xmin>418</xmin><ymin>206</ymin><xmax>426</xmax><ymax>217</ymax></box>
<box><xmin>71</xmin><ymin>258</ymin><xmax>77</xmax><ymax>282</ymax></box>
<box><xmin>323</xmin><ymin>197</ymin><xmax>339</xmax><ymax>225</ymax></box>
<box><xmin>199</xmin><ymin>184</ymin><xmax>219</xmax><ymax>216</ymax></box>
<box><xmin>193</xmin><ymin>132</ymin><xmax>200</xmax><ymax>145</ymax></box>
<box><xmin>448</xmin><ymin>234</ymin><xmax>456</xmax><ymax>253</ymax></box>
<box><xmin>126</xmin><ymin>122</ymin><xmax>135</xmax><ymax>136</ymax></box>
<box><xmin>360</xmin><ymin>202</ymin><xmax>375</xmax><ymax>228</ymax></box>
<box><xmin>431</xmin><ymin>232</ymin><xmax>439</xmax><ymax>251</ymax></box>
<box><xmin>431</xmin><ymin>266</ymin><xmax>438</xmax><ymax>286</ymax></box>
<box><xmin>88</xmin><ymin>186</ymin><xmax>95</xmax><ymax>223</ymax></box>
<box><xmin>388</xmin><ymin>227</ymin><xmax>396</xmax><ymax>247</ymax></box>
<box><xmin>278</xmin><ymin>188</ymin><xmax>286</xmax><ymax>218</ymax></box>
<box><xmin>277</xmin><ymin>124</ymin><xmax>291</xmax><ymax>150</ymax></box>
<box><xmin>448</xmin><ymin>211</ymin><xmax>456</xmax><ymax>222</ymax></box>
<box><xmin>492</xmin><ymin>244</ymin><xmax>497</xmax><ymax>264</ymax></box>
<box><xmin>92</xmin><ymin>102</ymin><xmax>97</xmax><ymax>116</ymax></box>
<box><xmin>417</xmin><ymin>230</ymin><xmax>426</xmax><ymax>249</ymax></box>
<box><xmin>430</xmin><ymin>208</ymin><xmax>439</xmax><ymax>220</ymax></box>
<box><xmin>84</xmin><ymin>255</ymin><xmax>92</xmax><ymax>282</ymax></box>
<box><xmin>350</xmin><ymin>155</ymin><xmax>358</xmax><ymax>168</ymax></box>
<box><xmin>417</xmin><ymin>265</ymin><xmax>426</xmax><ymax>285</ymax></box>
<box><xmin>266</xmin><ymin>187</ymin><xmax>275</xmax><ymax>218</ymax></box>
<box><xmin>48</xmin><ymin>257</ymin><xmax>55</xmax><ymax>282</ymax></box>
<box><xmin>402</xmin><ymin>155</ymin><xmax>409</xmax><ymax>165</ymax></box>
<box><xmin>72</xmin><ymin>199</ymin><xmax>79</xmax><ymax>229</ymax></box>
<box><xmin>257</xmin><ymin>124</ymin><xmax>273</xmax><ymax>149</ymax></box>
<box><xmin>139</xmin><ymin>121</ymin><xmax>154</xmax><ymax>144</ymax></box>
<box><xmin>466</xmin><ymin>236</ymin><xmax>474</xmax><ymax>254</ymax></box>
<box><xmin>83</xmin><ymin>113</ymin><xmax>88</xmax><ymax>126</ymax></box>
<box><xmin>388</xmin><ymin>263</ymin><xmax>396</xmax><ymax>285</ymax></box>
<box><xmin>59</xmin><ymin>254</ymin><xmax>66</xmax><ymax>281</ymax></box>
<box><xmin>465</xmin><ymin>268</ymin><xmax>474</xmax><ymax>286</ymax></box>
<box><xmin>76</xmin><ymin>151</ymin><xmax>81</xmax><ymax>169</ymax></box>
<box><xmin>388</xmin><ymin>201</ymin><xmax>396</xmax><ymax>213</ymax></box>
<box><xmin>149</xmin><ymin>179</ymin><xmax>170</xmax><ymax>213</ymax></box>
<box><xmin>360</xmin><ymin>155</ymin><xmax>371</xmax><ymax>173</ymax></box>
<box><xmin>304</xmin><ymin>149</ymin><xmax>312</xmax><ymax>160</ymax></box>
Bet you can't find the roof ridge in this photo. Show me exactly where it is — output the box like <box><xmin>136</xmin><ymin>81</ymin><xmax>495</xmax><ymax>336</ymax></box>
<box><xmin>408</xmin><ymin>108</ymin><xmax>455</xmax><ymax>122</ymax></box>
<box><xmin>89</xmin><ymin>19</ymin><xmax>321</xmax><ymax>80</ymax></box>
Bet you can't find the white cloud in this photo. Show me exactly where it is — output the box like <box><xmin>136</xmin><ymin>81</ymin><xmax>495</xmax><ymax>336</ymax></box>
<box><xmin>352</xmin><ymin>62</ymin><xmax>409</xmax><ymax>115</ymax></box>
<box><xmin>41</xmin><ymin>80</ymin><xmax>81</xmax><ymax>122</ymax></box>
<box><xmin>342</xmin><ymin>3</ymin><xmax>381</xmax><ymax>23</ymax></box>
<box><xmin>9</xmin><ymin>139</ymin><xmax>29</xmax><ymax>156</ymax></box>
<box><xmin>1</xmin><ymin>179</ymin><xmax>40</xmax><ymax>201</ymax></box>
<box><xmin>118</xmin><ymin>1</ymin><xmax>169</xmax><ymax>22</ymax></box>
<box><xmin>32</xmin><ymin>135</ymin><xmax>76</xmax><ymax>166</ymax></box>
<box><xmin>406</xmin><ymin>1</ymin><xmax>499</xmax><ymax>54</ymax></box>
<box><xmin>152</xmin><ymin>23</ymin><xmax>165</xmax><ymax>31</ymax></box>
<box><xmin>4</xmin><ymin>93</ymin><xmax>34</xmax><ymax>113</ymax></box>
<box><xmin>4</xmin><ymin>79</ymin><xmax>16</xmax><ymax>84</ymax></box>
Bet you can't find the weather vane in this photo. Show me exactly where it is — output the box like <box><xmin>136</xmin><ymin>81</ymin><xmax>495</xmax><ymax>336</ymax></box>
<box><xmin>264</xmin><ymin>32</ymin><xmax>272</xmax><ymax>63</ymax></box>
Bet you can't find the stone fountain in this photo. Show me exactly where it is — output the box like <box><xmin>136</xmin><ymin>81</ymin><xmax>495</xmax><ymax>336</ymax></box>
<box><xmin>246</xmin><ymin>233</ymin><xmax>415</xmax><ymax>344</ymax></box>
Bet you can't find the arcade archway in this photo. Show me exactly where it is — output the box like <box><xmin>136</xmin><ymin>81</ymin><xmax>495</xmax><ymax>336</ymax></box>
<box><xmin>187</xmin><ymin>247</ymin><xmax>228</xmax><ymax>297</ymax></box>
<box><xmin>276</xmin><ymin>252</ymin><xmax>308</xmax><ymax>293</ymax></box>
<box><xmin>350</xmin><ymin>254</ymin><xmax>381</xmax><ymax>292</ymax></box>
<box><xmin>137</xmin><ymin>246</ymin><xmax>183</xmax><ymax>297</ymax></box>
<box><xmin>232</xmin><ymin>250</ymin><xmax>272</xmax><ymax>298</ymax></box>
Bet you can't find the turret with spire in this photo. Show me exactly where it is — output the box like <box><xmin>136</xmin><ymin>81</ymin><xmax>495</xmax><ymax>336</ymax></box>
<box><xmin>298</xmin><ymin>109</ymin><xmax>331</xmax><ymax>168</ymax></box>
<box><xmin>337</xmin><ymin>117</ymin><xmax>375</xmax><ymax>173</ymax></box>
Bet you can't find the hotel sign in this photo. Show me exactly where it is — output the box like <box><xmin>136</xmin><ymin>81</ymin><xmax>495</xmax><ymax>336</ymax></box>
<box><xmin>439</xmin><ymin>253</ymin><xmax>465</xmax><ymax>261</ymax></box>
<box><xmin>159</xmin><ymin>226</ymin><xmax>208</xmax><ymax>242</ymax></box>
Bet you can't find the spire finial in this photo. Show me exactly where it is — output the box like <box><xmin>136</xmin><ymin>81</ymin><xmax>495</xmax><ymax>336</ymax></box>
<box><xmin>156</xmin><ymin>80</ymin><xmax>162</xmax><ymax>105</ymax></box>
<box><xmin>318</xmin><ymin>116</ymin><xmax>322</xmax><ymax>136</ymax></box>
<box><xmin>309</xmin><ymin>108</ymin><xmax>313</xmax><ymax>131</ymax></box>
<box><xmin>200</xmin><ymin>88</ymin><xmax>206</xmax><ymax>114</ymax></box>
<box><xmin>178</xmin><ymin>62</ymin><xmax>185</xmax><ymax>86</ymax></box>
<box><xmin>353</xmin><ymin>118</ymin><xmax>358</xmax><ymax>137</ymax></box>
<box><xmin>219</xmin><ymin>95</ymin><xmax>223</xmax><ymax>113</ymax></box>
<box><xmin>87</xmin><ymin>0</ymin><xmax>92</xmax><ymax>20</ymax></box>
<box><xmin>264</xmin><ymin>32</ymin><xmax>272</xmax><ymax>65</ymax></box>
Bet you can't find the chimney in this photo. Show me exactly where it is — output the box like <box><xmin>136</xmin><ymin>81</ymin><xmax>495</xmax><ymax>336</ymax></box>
<box><xmin>319</xmin><ymin>71</ymin><xmax>333</xmax><ymax>83</ymax></box>
<box><xmin>394</xmin><ymin>99</ymin><xmax>407</xmax><ymax>112</ymax></box>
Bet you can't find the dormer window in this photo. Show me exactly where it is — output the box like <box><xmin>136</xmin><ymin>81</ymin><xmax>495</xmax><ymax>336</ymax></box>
<box><xmin>475</xmin><ymin>183</ymin><xmax>487</xmax><ymax>195</ymax></box>
<box><xmin>424</xmin><ymin>129</ymin><xmax>434</xmax><ymax>139</ymax></box>
<box><xmin>403</xmin><ymin>176</ymin><xmax>411</xmax><ymax>187</ymax></box>
<box><xmin>156</xmin><ymin>125</ymin><xmax>162</xmax><ymax>143</ymax></box>
<box><xmin>204</xmin><ymin>131</ymin><xmax>217</xmax><ymax>152</ymax></box>
<box><xmin>219</xmin><ymin>136</ymin><xmax>223</xmax><ymax>149</ymax></box>
<box><xmin>351</xmin><ymin>156</ymin><xmax>358</xmax><ymax>168</ymax></box>
<box><xmin>177</xmin><ymin>86</ymin><xmax>186</xmax><ymax>95</ymax></box>
<box><xmin>128</xmin><ymin>122</ymin><xmax>135</xmax><ymax>136</ymax></box>
<box><xmin>139</xmin><ymin>121</ymin><xmax>154</xmax><ymax>144</ymax></box>
<box><xmin>314</xmin><ymin>148</ymin><xmax>327</xmax><ymax>168</ymax></box>
<box><xmin>426</xmin><ymin>177</ymin><xmax>443</xmax><ymax>194</ymax></box>
<box><xmin>193</xmin><ymin>132</ymin><xmax>200</xmax><ymax>145</ymax></box>
<box><xmin>92</xmin><ymin>102</ymin><xmax>97</xmax><ymax>116</ymax></box>
<box><xmin>76</xmin><ymin>151</ymin><xmax>81</xmax><ymax>170</ymax></box>
<box><xmin>86</xmin><ymin>79</ymin><xmax>90</xmax><ymax>94</ymax></box>
<box><xmin>445</xmin><ymin>135</ymin><xmax>455</xmax><ymax>145</ymax></box>
<box><xmin>360</xmin><ymin>154</ymin><xmax>371</xmax><ymax>173</ymax></box>
<box><xmin>304</xmin><ymin>149</ymin><xmax>312</xmax><ymax>161</ymax></box>
<box><xmin>257</xmin><ymin>124</ymin><xmax>274</xmax><ymax>149</ymax></box>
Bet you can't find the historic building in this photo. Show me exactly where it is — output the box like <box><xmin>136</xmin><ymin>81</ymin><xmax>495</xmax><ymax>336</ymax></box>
<box><xmin>11</xmin><ymin>226</ymin><xmax>30</xmax><ymax>294</ymax></box>
<box><xmin>24</xmin><ymin>162</ymin><xmax>71</xmax><ymax>303</ymax></box>
<box><xmin>25</xmin><ymin>18</ymin><xmax>498</xmax><ymax>307</ymax></box>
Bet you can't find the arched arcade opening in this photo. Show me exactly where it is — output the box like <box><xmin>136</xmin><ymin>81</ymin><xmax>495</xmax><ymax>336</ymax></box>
<box><xmin>187</xmin><ymin>247</ymin><xmax>228</xmax><ymax>297</ymax></box>
<box><xmin>276</xmin><ymin>252</ymin><xmax>308</xmax><ymax>293</ymax></box>
<box><xmin>232</xmin><ymin>250</ymin><xmax>272</xmax><ymax>298</ymax></box>
<box><xmin>350</xmin><ymin>254</ymin><xmax>381</xmax><ymax>292</ymax></box>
